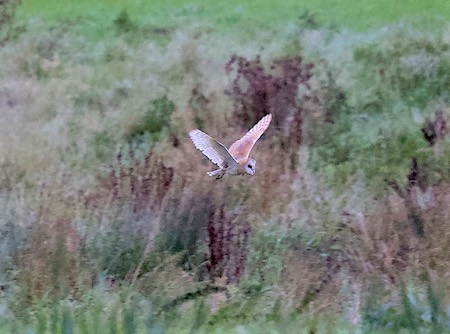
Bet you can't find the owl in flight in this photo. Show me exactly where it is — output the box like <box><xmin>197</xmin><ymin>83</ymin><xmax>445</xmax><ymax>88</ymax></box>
<box><xmin>189</xmin><ymin>114</ymin><xmax>272</xmax><ymax>179</ymax></box>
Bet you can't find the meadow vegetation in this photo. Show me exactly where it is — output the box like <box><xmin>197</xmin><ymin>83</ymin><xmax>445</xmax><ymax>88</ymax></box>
<box><xmin>1</xmin><ymin>0</ymin><xmax>450</xmax><ymax>332</ymax></box>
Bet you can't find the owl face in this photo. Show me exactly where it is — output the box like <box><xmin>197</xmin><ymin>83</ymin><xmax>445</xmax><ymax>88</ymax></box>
<box><xmin>189</xmin><ymin>114</ymin><xmax>272</xmax><ymax>179</ymax></box>
<box><xmin>245</xmin><ymin>158</ymin><xmax>256</xmax><ymax>175</ymax></box>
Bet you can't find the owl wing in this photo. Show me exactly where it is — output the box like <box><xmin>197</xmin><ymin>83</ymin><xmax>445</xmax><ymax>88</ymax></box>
<box><xmin>189</xmin><ymin>129</ymin><xmax>238</xmax><ymax>168</ymax></box>
<box><xmin>228</xmin><ymin>114</ymin><xmax>272</xmax><ymax>160</ymax></box>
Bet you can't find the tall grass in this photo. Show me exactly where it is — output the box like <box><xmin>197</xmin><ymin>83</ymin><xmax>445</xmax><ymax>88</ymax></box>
<box><xmin>1</xmin><ymin>2</ymin><xmax>450</xmax><ymax>332</ymax></box>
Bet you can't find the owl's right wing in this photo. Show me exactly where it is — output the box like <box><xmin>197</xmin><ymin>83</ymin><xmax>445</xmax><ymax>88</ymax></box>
<box><xmin>228</xmin><ymin>113</ymin><xmax>272</xmax><ymax>160</ymax></box>
<box><xmin>189</xmin><ymin>129</ymin><xmax>237</xmax><ymax>168</ymax></box>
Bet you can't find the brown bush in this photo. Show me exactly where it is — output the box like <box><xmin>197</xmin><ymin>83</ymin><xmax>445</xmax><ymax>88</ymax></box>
<box><xmin>207</xmin><ymin>204</ymin><xmax>250</xmax><ymax>284</ymax></box>
<box><xmin>84</xmin><ymin>144</ymin><xmax>174</xmax><ymax>217</ymax></box>
<box><xmin>225</xmin><ymin>55</ymin><xmax>317</xmax><ymax>170</ymax></box>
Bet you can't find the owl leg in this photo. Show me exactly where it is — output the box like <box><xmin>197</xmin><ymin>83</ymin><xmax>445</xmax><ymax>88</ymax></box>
<box><xmin>207</xmin><ymin>168</ymin><xmax>224</xmax><ymax>179</ymax></box>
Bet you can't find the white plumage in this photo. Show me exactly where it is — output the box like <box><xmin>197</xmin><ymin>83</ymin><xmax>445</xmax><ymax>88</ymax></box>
<box><xmin>189</xmin><ymin>114</ymin><xmax>272</xmax><ymax>179</ymax></box>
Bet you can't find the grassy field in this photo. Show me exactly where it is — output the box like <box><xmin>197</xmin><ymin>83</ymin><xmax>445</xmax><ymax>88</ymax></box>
<box><xmin>18</xmin><ymin>0</ymin><xmax>450</xmax><ymax>31</ymax></box>
<box><xmin>1</xmin><ymin>0</ymin><xmax>450</xmax><ymax>333</ymax></box>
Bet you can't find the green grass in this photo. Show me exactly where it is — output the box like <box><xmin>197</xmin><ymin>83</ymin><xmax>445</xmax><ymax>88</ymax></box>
<box><xmin>18</xmin><ymin>0</ymin><xmax>450</xmax><ymax>33</ymax></box>
<box><xmin>3</xmin><ymin>0</ymin><xmax>450</xmax><ymax>332</ymax></box>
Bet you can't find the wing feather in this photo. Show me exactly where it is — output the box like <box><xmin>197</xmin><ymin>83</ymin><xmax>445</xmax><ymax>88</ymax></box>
<box><xmin>189</xmin><ymin>129</ymin><xmax>237</xmax><ymax>168</ymax></box>
<box><xmin>228</xmin><ymin>114</ymin><xmax>272</xmax><ymax>160</ymax></box>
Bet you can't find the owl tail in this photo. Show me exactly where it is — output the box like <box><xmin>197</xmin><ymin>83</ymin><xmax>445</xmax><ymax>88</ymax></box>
<box><xmin>207</xmin><ymin>168</ymin><xmax>224</xmax><ymax>179</ymax></box>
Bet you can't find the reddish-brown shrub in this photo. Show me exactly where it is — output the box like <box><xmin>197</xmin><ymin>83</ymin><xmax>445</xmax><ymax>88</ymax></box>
<box><xmin>85</xmin><ymin>145</ymin><xmax>174</xmax><ymax>217</ymax></box>
<box><xmin>224</xmin><ymin>55</ymin><xmax>316</xmax><ymax>170</ymax></box>
<box><xmin>207</xmin><ymin>204</ymin><xmax>250</xmax><ymax>284</ymax></box>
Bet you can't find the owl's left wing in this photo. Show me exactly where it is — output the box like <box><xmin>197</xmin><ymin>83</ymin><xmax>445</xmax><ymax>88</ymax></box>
<box><xmin>228</xmin><ymin>114</ymin><xmax>272</xmax><ymax>160</ymax></box>
<box><xmin>189</xmin><ymin>129</ymin><xmax>237</xmax><ymax>168</ymax></box>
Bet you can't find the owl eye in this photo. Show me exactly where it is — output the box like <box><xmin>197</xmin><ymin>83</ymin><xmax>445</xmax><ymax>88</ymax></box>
<box><xmin>247</xmin><ymin>164</ymin><xmax>252</xmax><ymax>169</ymax></box>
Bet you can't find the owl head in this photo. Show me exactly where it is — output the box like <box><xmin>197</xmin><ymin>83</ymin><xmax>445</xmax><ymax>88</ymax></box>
<box><xmin>245</xmin><ymin>158</ymin><xmax>256</xmax><ymax>175</ymax></box>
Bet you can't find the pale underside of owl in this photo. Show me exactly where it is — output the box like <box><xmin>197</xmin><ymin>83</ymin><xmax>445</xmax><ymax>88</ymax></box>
<box><xmin>189</xmin><ymin>114</ymin><xmax>272</xmax><ymax>179</ymax></box>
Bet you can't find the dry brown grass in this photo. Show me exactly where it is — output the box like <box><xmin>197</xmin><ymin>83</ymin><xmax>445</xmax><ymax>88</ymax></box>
<box><xmin>14</xmin><ymin>178</ymin><xmax>88</xmax><ymax>304</ymax></box>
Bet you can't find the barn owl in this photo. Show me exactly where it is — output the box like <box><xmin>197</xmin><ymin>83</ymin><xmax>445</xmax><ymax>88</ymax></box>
<box><xmin>189</xmin><ymin>114</ymin><xmax>272</xmax><ymax>179</ymax></box>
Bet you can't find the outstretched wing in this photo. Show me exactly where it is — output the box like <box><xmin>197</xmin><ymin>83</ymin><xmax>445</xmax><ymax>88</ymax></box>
<box><xmin>228</xmin><ymin>114</ymin><xmax>272</xmax><ymax>160</ymax></box>
<box><xmin>189</xmin><ymin>129</ymin><xmax>237</xmax><ymax>168</ymax></box>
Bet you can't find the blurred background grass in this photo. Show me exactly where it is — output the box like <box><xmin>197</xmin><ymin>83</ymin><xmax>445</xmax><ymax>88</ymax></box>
<box><xmin>18</xmin><ymin>0</ymin><xmax>450</xmax><ymax>31</ymax></box>
<box><xmin>1</xmin><ymin>0</ymin><xmax>450</xmax><ymax>333</ymax></box>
